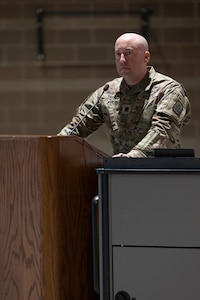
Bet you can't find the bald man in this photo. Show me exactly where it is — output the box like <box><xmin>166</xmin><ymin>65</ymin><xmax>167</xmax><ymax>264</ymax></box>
<box><xmin>58</xmin><ymin>33</ymin><xmax>191</xmax><ymax>158</ymax></box>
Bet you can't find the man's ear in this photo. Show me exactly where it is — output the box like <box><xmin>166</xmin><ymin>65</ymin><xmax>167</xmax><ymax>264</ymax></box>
<box><xmin>144</xmin><ymin>51</ymin><xmax>150</xmax><ymax>63</ymax></box>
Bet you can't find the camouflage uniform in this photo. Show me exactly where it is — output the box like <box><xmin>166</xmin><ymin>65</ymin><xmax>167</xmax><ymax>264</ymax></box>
<box><xmin>59</xmin><ymin>66</ymin><xmax>191</xmax><ymax>157</ymax></box>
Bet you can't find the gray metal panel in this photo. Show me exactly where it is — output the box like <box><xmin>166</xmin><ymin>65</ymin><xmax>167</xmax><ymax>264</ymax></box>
<box><xmin>110</xmin><ymin>173</ymin><xmax>200</xmax><ymax>247</ymax></box>
<box><xmin>113</xmin><ymin>246</ymin><xmax>200</xmax><ymax>300</ymax></box>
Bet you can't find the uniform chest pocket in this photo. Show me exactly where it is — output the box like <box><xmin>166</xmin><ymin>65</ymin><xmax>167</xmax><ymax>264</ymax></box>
<box><xmin>102</xmin><ymin>100</ymin><xmax>119</xmax><ymax>131</ymax></box>
<box><xmin>142</xmin><ymin>102</ymin><xmax>157</xmax><ymax>122</ymax></box>
<box><xmin>134</xmin><ymin>103</ymin><xmax>156</xmax><ymax>135</ymax></box>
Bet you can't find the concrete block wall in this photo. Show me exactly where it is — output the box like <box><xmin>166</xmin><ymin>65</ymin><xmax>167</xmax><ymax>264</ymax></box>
<box><xmin>0</xmin><ymin>0</ymin><xmax>199</xmax><ymax>156</ymax></box>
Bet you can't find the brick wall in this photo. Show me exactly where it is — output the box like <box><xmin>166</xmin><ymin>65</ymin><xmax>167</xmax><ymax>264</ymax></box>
<box><xmin>0</xmin><ymin>0</ymin><xmax>200</xmax><ymax>156</ymax></box>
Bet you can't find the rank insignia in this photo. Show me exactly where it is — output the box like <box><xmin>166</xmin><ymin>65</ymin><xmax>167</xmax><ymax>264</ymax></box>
<box><xmin>121</xmin><ymin>104</ymin><xmax>131</xmax><ymax>114</ymax></box>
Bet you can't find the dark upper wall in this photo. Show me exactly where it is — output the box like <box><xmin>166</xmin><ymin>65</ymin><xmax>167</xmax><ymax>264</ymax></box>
<box><xmin>0</xmin><ymin>0</ymin><xmax>199</xmax><ymax>155</ymax></box>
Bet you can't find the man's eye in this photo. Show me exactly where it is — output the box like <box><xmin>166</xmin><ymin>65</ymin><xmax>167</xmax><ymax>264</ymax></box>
<box><xmin>115</xmin><ymin>50</ymin><xmax>134</xmax><ymax>57</ymax></box>
<box><xmin>126</xmin><ymin>50</ymin><xmax>133</xmax><ymax>56</ymax></box>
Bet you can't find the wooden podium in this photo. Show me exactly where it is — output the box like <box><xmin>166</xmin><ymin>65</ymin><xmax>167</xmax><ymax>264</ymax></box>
<box><xmin>0</xmin><ymin>135</ymin><xmax>106</xmax><ymax>300</ymax></box>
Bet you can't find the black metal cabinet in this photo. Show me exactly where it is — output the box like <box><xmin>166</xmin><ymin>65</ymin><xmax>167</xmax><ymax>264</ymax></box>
<box><xmin>97</xmin><ymin>157</ymin><xmax>200</xmax><ymax>300</ymax></box>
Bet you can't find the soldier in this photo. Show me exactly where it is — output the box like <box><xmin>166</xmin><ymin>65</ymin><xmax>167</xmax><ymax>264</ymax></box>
<box><xmin>58</xmin><ymin>32</ymin><xmax>191</xmax><ymax>157</ymax></box>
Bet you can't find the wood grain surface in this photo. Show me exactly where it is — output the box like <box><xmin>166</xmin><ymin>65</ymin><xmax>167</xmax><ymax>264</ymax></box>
<box><xmin>0</xmin><ymin>135</ymin><xmax>106</xmax><ymax>300</ymax></box>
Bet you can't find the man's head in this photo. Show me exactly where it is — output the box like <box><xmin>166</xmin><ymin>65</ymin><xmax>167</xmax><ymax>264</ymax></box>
<box><xmin>114</xmin><ymin>32</ymin><xmax>150</xmax><ymax>86</ymax></box>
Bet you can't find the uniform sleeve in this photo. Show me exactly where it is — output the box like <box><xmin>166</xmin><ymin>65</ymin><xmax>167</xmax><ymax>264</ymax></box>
<box><xmin>58</xmin><ymin>88</ymin><xmax>105</xmax><ymax>137</ymax></box>
<box><xmin>127</xmin><ymin>83</ymin><xmax>191</xmax><ymax>157</ymax></box>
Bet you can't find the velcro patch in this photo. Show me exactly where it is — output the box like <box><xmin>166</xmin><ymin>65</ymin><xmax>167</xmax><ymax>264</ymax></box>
<box><xmin>173</xmin><ymin>100</ymin><xmax>183</xmax><ymax>115</ymax></box>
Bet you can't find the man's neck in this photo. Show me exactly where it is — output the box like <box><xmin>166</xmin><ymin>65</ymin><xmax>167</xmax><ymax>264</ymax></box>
<box><xmin>124</xmin><ymin>69</ymin><xmax>148</xmax><ymax>87</ymax></box>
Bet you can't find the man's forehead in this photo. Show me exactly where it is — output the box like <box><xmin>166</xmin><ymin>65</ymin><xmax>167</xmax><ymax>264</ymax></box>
<box><xmin>115</xmin><ymin>46</ymin><xmax>136</xmax><ymax>51</ymax></box>
<box><xmin>115</xmin><ymin>35</ymin><xmax>147</xmax><ymax>52</ymax></box>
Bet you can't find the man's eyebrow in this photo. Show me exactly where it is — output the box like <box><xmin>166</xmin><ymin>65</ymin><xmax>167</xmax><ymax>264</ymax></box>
<box><xmin>115</xmin><ymin>47</ymin><xmax>134</xmax><ymax>51</ymax></box>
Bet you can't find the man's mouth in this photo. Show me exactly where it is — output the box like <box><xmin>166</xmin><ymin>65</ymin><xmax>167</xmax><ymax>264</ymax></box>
<box><xmin>120</xmin><ymin>66</ymin><xmax>130</xmax><ymax>71</ymax></box>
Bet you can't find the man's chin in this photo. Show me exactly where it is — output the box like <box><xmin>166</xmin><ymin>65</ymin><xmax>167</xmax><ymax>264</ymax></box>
<box><xmin>119</xmin><ymin>69</ymin><xmax>130</xmax><ymax>76</ymax></box>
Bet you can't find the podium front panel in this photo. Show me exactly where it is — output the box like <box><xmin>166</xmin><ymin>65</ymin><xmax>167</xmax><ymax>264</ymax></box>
<box><xmin>97</xmin><ymin>159</ymin><xmax>200</xmax><ymax>300</ymax></box>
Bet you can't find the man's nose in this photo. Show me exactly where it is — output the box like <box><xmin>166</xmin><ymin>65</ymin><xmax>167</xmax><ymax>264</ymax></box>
<box><xmin>120</xmin><ymin>53</ymin><xmax>126</xmax><ymax>62</ymax></box>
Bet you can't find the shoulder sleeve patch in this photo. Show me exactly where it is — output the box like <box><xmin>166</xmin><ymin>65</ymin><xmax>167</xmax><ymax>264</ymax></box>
<box><xmin>173</xmin><ymin>100</ymin><xmax>183</xmax><ymax>115</ymax></box>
